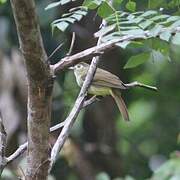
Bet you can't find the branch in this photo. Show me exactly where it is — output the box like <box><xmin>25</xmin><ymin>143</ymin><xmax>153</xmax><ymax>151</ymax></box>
<box><xmin>52</xmin><ymin>26</ymin><xmax>180</xmax><ymax>74</ymax></box>
<box><xmin>0</xmin><ymin>113</ymin><xmax>7</xmax><ymax>175</ymax></box>
<box><xmin>124</xmin><ymin>81</ymin><xmax>158</xmax><ymax>91</ymax></box>
<box><xmin>50</xmin><ymin>14</ymin><xmax>108</xmax><ymax>170</ymax></box>
<box><xmin>66</xmin><ymin>32</ymin><xmax>76</xmax><ymax>56</ymax></box>
<box><xmin>4</xmin><ymin>97</ymin><xmax>97</xmax><ymax>166</ymax></box>
<box><xmin>47</xmin><ymin>42</ymin><xmax>64</xmax><ymax>61</ymax></box>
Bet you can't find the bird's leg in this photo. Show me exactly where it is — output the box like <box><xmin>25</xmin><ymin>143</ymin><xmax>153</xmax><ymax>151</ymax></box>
<box><xmin>83</xmin><ymin>95</ymin><xmax>99</xmax><ymax>108</ymax></box>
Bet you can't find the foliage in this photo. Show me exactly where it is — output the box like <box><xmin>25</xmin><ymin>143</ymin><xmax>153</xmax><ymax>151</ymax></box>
<box><xmin>150</xmin><ymin>155</ymin><xmax>180</xmax><ymax>180</ymax></box>
<box><xmin>46</xmin><ymin>0</ymin><xmax>180</xmax><ymax>69</ymax></box>
<box><xmin>0</xmin><ymin>0</ymin><xmax>7</xmax><ymax>4</ymax></box>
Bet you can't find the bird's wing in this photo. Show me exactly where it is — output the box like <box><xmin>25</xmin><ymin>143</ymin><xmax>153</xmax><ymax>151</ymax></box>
<box><xmin>81</xmin><ymin>67</ymin><xmax>126</xmax><ymax>89</ymax></box>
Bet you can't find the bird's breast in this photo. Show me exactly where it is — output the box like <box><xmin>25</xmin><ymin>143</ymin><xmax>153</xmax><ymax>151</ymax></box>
<box><xmin>88</xmin><ymin>85</ymin><xmax>111</xmax><ymax>96</ymax></box>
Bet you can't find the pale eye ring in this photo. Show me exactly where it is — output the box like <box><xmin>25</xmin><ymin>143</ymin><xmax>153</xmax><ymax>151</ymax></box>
<box><xmin>77</xmin><ymin>65</ymin><xmax>82</xmax><ymax>69</ymax></box>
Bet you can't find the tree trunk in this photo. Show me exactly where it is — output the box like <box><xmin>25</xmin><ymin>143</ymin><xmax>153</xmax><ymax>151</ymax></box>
<box><xmin>10</xmin><ymin>0</ymin><xmax>53</xmax><ymax>179</ymax></box>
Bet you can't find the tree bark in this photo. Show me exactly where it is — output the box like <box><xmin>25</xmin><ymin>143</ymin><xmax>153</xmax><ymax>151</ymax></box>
<box><xmin>10</xmin><ymin>0</ymin><xmax>53</xmax><ymax>179</ymax></box>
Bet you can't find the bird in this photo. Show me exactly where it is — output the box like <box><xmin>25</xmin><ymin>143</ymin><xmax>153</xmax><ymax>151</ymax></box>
<box><xmin>70</xmin><ymin>62</ymin><xmax>157</xmax><ymax>121</ymax></box>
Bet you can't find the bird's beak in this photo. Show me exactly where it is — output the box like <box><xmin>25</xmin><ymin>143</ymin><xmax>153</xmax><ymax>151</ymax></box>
<box><xmin>68</xmin><ymin>66</ymin><xmax>74</xmax><ymax>70</ymax></box>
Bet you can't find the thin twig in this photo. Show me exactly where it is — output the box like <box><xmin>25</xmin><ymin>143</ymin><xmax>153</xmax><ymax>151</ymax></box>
<box><xmin>0</xmin><ymin>113</ymin><xmax>7</xmax><ymax>175</ymax></box>
<box><xmin>82</xmin><ymin>96</ymin><xmax>98</xmax><ymax>108</ymax></box>
<box><xmin>124</xmin><ymin>81</ymin><xmax>158</xmax><ymax>91</ymax></box>
<box><xmin>66</xmin><ymin>32</ymin><xmax>76</xmax><ymax>56</ymax></box>
<box><xmin>47</xmin><ymin>42</ymin><xmax>64</xmax><ymax>61</ymax></box>
<box><xmin>6</xmin><ymin>142</ymin><xmax>28</xmax><ymax>164</ymax></box>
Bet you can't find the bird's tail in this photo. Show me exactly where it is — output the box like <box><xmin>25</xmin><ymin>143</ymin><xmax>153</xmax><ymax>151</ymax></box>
<box><xmin>110</xmin><ymin>89</ymin><xmax>129</xmax><ymax>121</ymax></box>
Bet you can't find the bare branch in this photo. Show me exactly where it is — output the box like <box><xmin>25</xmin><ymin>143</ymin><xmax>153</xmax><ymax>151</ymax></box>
<box><xmin>52</xmin><ymin>26</ymin><xmax>180</xmax><ymax>74</ymax></box>
<box><xmin>0</xmin><ymin>113</ymin><xmax>7</xmax><ymax>175</ymax></box>
<box><xmin>4</xmin><ymin>97</ymin><xmax>97</xmax><ymax>166</ymax></box>
<box><xmin>50</xmin><ymin>18</ymin><xmax>108</xmax><ymax>170</ymax></box>
<box><xmin>47</xmin><ymin>42</ymin><xmax>64</xmax><ymax>61</ymax></box>
<box><xmin>66</xmin><ymin>32</ymin><xmax>76</xmax><ymax>56</ymax></box>
<box><xmin>82</xmin><ymin>96</ymin><xmax>98</xmax><ymax>108</ymax></box>
<box><xmin>6</xmin><ymin>142</ymin><xmax>28</xmax><ymax>165</ymax></box>
<box><xmin>124</xmin><ymin>81</ymin><xmax>158</xmax><ymax>91</ymax></box>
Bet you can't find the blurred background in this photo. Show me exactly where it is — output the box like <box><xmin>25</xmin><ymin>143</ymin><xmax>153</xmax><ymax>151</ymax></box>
<box><xmin>0</xmin><ymin>0</ymin><xmax>180</xmax><ymax>179</ymax></box>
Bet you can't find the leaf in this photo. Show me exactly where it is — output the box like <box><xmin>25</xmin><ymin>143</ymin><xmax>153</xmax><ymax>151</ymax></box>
<box><xmin>170</xmin><ymin>20</ymin><xmax>180</xmax><ymax>29</ymax></box>
<box><xmin>97</xmin><ymin>1</ymin><xmax>114</xmax><ymax>18</ymax></box>
<box><xmin>83</xmin><ymin>0</ymin><xmax>102</xmax><ymax>9</ymax></box>
<box><xmin>53</xmin><ymin>21</ymin><xmax>69</xmax><ymax>32</ymax></box>
<box><xmin>96</xmin><ymin>172</ymin><xmax>110</xmax><ymax>180</ymax></box>
<box><xmin>151</xmin><ymin>158</ymin><xmax>180</xmax><ymax>180</ymax></box>
<box><xmin>0</xmin><ymin>0</ymin><xmax>7</xmax><ymax>4</ymax></box>
<box><xmin>139</xmin><ymin>20</ymin><xmax>153</xmax><ymax>29</ymax></box>
<box><xmin>150</xmin><ymin>24</ymin><xmax>163</xmax><ymax>37</ymax></box>
<box><xmin>45</xmin><ymin>0</ymin><xmax>76</xmax><ymax>10</ymax></box>
<box><xmin>60</xmin><ymin>0</ymin><xmax>72</xmax><ymax>5</ymax></box>
<box><xmin>124</xmin><ymin>52</ymin><xmax>150</xmax><ymax>69</ymax></box>
<box><xmin>140</xmin><ymin>10</ymin><xmax>157</xmax><ymax>18</ymax></box>
<box><xmin>148</xmin><ymin>0</ymin><xmax>165</xmax><ymax>9</ymax></box>
<box><xmin>150</xmin><ymin>50</ymin><xmax>166</xmax><ymax>62</ymax></box>
<box><xmin>114</xmin><ymin>0</ymin><xmax>124</xmax><ymax>4</ymax></box>
<box><xmin>71</xmin><ymin>14</ymin><xmax>83</xmax><ymax>21</ymax></box>
<box><xmin>74</xmin><ymin>9</ymin><xmax>87</xmax><ymax>16</ymax></box>
<box><xmin>160</xmin><ymin>31</ymin><xmax>171</xmax><ymax>42</ymax></box>
<box><xmin>150</xmin><ymin>14</ymin><xmax>170</xmax><ymax>22</ymax></box>
<box><xmin>101</xmin><ymin>32</ymin><xmax>121</xmax><ymax>42</ymax></box>
<box><xmin>126</xmin><ymin>1</ymin><xmax>136</xmax><ymax>12</ymax></box>
<box><xmin>116</xmin><ymin>41</ymin><xmax>130</xmax><ymax>49</ymax></box>
<box><xmin>171</xmin><ymin>33</ymin><xmax>180</xmax><ymax>45</ymax></box>
<box><xmin>121</xmin><ymin>29</ymin><xmax>144</xmax><ymax>35</ymax></box>
<box><xmin>94</xmin><ymin>24</ymin><xmax>116</xmax><ymax>38</ymax></box>
<box><xmin>113</xmin><ymin>0</ymin><xmax>124</xmax><ymax>6</ymax></box>
<box><xmin>45</xmin><ymin>1</ymin><xmax>61</xmax><ymax>10</ymax></box>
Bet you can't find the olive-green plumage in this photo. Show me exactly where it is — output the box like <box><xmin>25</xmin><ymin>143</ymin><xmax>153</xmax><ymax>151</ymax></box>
<box><xmin>71</xmin><ymin>62</ymin><xmax>129</xmax><ymax>121</ymax></box>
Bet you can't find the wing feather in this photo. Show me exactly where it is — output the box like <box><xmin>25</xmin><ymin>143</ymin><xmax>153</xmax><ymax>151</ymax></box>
<box><xmin>81</xmin><ymin>67</ymin><xmax>126</xmax><ymax>89</ymax></box>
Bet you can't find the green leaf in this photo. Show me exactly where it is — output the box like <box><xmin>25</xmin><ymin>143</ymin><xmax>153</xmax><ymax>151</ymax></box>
<box><xmin>150</xmin><ymin>50</ymin><xmax>166</xmax><ymax>62</ymax></box>
<box><xmin>160</xmin><ymin>31</ymin><xmax>171</xmax><ymax>42</ymax></box>
<box><xmin>94</xmin><ymin>24</ymin><xmax>116</xmax><ymax>38</ymax></box>
<box><xmin>171</xmin><ymin>33</ymin><xmax>180</xmax><ymax>45</ymax></box>
<box><xmin>45</xmin><ymin>0</ymin><xmax>74</xmax><ymax>10</ymax></box>
<box><xmin>96</xmin><ymin>172</ymin><xmax>110</xmax><ymax>180</ymax></box>
<box><xmin>71</xmin><ymin>14</ymin><xmax>83</xmax><ymax>21</ymax></box>
<box><xmin>113</xmin><ymin>0</ymin><xmax>124</xmax><ymax>8</ymax></box>
<box><xmin>124</xmin><ymin>52</ymin><xmax>150</xmax><ymax>69</ymax></box>
<box><xmin>126</xmin><ymin>1</ymin><xmax>136</xmax><ymax>12</ymax></box>
<box><xmin>140</xmin><ymin>10</ymin><xmax>157</xmax><ymax>18</ymax></box>
<box><xmin>83</xmin><ymin>0</ymin><xmax>102</xmax><ymax>9</ymax></box>
<box><xmin>170</xmin><ymin>20</ymin><xmax>180</xmax><ymax>29</ymax></box>
<box><xmin>45</xmin><ymin>1</ymin><xmax>61</xmax><ymax>10</ymax></box>
<box><xmin>121</xmin><ymin>29</ymin><xmax>144</xmax><ymax>35</ymax></box>
<box><xmin>114</xmin><ymin>0</ymin><xmax>124</xmax><ymax>5</ymax></box>
<box><xmin>0</xmin><ymin>0</ymin><xmax>7</xmax><ymax>4</ymax></box>
<box><xmin>116</xmin><ymin>41</ymin><xmax>130</xmax><ymax>49</ymax></box>
<box><xmin>150</xmin><ymin>14</ymin><xmax>169</xmax><ymax>22</ymax></box>
<box><xmin>53</xmin><ymin>21</ymin><xmax>69</xmax><ymax>32</ymax></box>
<box><xmin>60</xmin><ymin>0</ymin><xmax>72</xmax><ymax>5</ymax></box>
<box><xmin>139</xmin><ymin>20</ymin><xmax>153</xmax><ymax>29</ymax></box>
<box><xmin>151</xmin><ymin>158</ymin><xmax>180</xmax><ymax>180</ymax></box>
<box><xmin>97</xmin><ymin>1</ymin><xmax>115</xmax><ymax>18</ymax></box>
<box><xmin>150</xmin><ymin>24</ymin><xmax>163</xmax><ymax>37</ymax></box>
<box><xmin>148</xmin><ymin>0</ymin><xmax>165</xmax><ymax>9</ymax></box>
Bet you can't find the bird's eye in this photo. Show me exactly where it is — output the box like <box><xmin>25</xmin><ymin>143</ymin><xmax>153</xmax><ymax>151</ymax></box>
<box><xmin>77</xmin><ymin>65</ymin><xmax>82</xmax><ymax>69</ymax></box>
